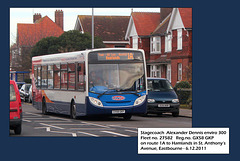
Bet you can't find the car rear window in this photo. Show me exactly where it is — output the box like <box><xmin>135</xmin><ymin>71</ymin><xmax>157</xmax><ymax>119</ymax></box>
<box><xmin>10</xmin><ymin>84</ymin><xmax>16</xmax><ymax>101</ymax></box>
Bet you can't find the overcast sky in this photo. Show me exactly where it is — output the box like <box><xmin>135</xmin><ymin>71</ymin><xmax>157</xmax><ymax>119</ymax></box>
<box><xmin>10</xmin><ymin>8</ymin><xmax>160</xmax><ymax>46</ymax></box>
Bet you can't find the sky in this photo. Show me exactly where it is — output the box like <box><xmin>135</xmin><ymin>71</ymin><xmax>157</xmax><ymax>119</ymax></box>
<box><xmin>10</xmin><ymin>8</ymin><xmax>160</xmax><ymax>46</ymax></box>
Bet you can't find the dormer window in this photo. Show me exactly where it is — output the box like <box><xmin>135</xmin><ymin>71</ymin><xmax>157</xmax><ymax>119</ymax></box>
<box><xmin>150</xmin><ymin>36</ymin><xmax>161</xmax><ymax>54</ymax></box>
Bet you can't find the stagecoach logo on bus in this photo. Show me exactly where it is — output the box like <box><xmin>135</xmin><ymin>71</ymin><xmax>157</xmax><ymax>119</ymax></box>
<box><xmin>112</xmin><ymin>96</ymin><xmax>125</xmax><ymax>101</ymax></box>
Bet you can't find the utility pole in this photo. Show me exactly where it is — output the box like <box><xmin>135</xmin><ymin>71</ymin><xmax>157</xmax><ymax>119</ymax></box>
<box><xmin>92</xmin><ymin>8</ymin><xmax>94</xmax><ymax>49</ymax></box>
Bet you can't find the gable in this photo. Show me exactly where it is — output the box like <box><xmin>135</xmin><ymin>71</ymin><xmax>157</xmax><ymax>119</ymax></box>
<box><xmin>167</xmin><ymin>8</ymin><xmax>192</xmax><ymax>32</ymax></box>
<box><xmin>171</xmin><ymin>9</ymin><xmax>184</xmax><ymax>30</ymax></box>
<box><xmin>125</xmin><ymin>16</ymin><xmax>138</xmax><ymax>40</ymax></box>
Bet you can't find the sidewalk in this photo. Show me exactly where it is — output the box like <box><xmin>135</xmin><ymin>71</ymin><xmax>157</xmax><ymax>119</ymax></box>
<box><xmin>179</xmin><ymin>108</ymin><xmax>192</xmax><ymax>118</ymax></box>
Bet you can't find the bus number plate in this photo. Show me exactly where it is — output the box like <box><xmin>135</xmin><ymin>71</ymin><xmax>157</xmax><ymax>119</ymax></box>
<box><xmin>112</xmin><ymin>110</ymin><xmax>125</xmax><ymax>114</ymax></box>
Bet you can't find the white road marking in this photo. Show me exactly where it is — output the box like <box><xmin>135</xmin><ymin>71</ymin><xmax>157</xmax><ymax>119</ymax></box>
<box><xmin>35</xmin><ymin>127</ymin><xmax>51</xmax><ymax>131</ymax></box>
<box><xmin>125</xmin><ymin>129</ymin><xmax>138</xmax><ymax>133</ymax></box>
<box><xmin>24</xmin><ymin>112</ymin><xmax>42</xmax><ymax>116</ymax></box>
<box><xmin>39</xmin><ymin>123</ymin><xmax>65</xmax><ymax>130</ymax></box>
<box><xmin>77</xmin><ymin>131</ymin><xmax>99</xmax><ymax>137</ymax></box>
<box><xmin>81</xmin><ymin>121</ymin><xmax>110</xmax><ymax>128</ymax></box>
<box><xmin>101</xmin><ymin>131</ymin><xmax>130</xmax><ymax>137</ymax></box>
<box><xmin>22</xmin><ymin>119</ymin><xmax>32</xmax><ymax>122</ymax></box>
<box><xmin>108</xmin><ymin>125</ymin><xmax>138</xmax><ymax>129</ymax></box>
<box><xmin>70</xmin><ymin>128</ymin><xmax>115</xmax><ymax>130</ymax></box>
<box><xmin>35</xmin><ymin>126</ymin><xmax>77</xmax><ymax>137</ymax></box>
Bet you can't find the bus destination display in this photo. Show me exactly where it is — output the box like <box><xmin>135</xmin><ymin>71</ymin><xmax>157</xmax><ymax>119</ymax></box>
<box><xmin>97</xmin><ymin>52</ymin><xmax>134</xmax><ymax>61</ymax></box>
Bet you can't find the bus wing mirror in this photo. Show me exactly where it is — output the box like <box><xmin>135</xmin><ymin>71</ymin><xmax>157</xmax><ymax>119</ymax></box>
<box><xmin>77</xmin><ymin>66</ymin><xmax>81</xmax><ymax>71</ymax></box>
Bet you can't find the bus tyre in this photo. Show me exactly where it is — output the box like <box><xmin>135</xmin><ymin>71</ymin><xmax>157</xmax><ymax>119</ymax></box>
<box><xmin>123</xmin><ymin>114</ymin><xmax>132</xmax><ymax>121</ymax></box>
<box><xmin>70</xmin><ymin>101</ymin><xmax>77</xmax><ymax>119</ymax></box>
<box><xmin>42</xmin><ymin>98</ymin><xmax>47</xmax><ymax>115</ymax></box>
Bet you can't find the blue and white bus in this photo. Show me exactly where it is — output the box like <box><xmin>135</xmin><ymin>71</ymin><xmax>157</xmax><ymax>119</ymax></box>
<box><xmin>32</xmin><ymin>48</ymin><xmax>147</xmax><ymax>120</ymax></box>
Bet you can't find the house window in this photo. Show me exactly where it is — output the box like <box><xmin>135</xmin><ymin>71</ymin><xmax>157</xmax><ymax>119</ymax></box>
<box><xmin>178</xmin><ymin>63</ymin><xmax>182</xmax><ymax>81</ymax></box>
<box><xmin>150</xmin><ymin>65</ymin><xmax>161</xmax><ymax>78</ymax></box>
<box><xmin>165</xmin><ymin>34</ymin><xmax>172</xmax><ymax>52</ymax></box>
<box><xmin>132</xmin><ymin>36</ymin><xmax>138</xmax><ymax>49</ymax></box>
<box><xmin>177</xmin><ymin>29</ymin><xmax>182</xmax><ymax>50</ymax></box>
<box><xmin>167</xmin><ymin>64</ymin><xmax>171</xmax><ymax>82</ymax></box>
<box><xmin>150</xmin><ymin>36</ymin><xmax>161</xmax><ymax>54</ymax></box>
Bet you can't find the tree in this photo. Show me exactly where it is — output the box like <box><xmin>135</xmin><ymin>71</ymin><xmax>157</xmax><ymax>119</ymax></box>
<box><xmin>31</xmin><ymin>30</ymin><xmax>105</xmax><ymax>57</ymax></box>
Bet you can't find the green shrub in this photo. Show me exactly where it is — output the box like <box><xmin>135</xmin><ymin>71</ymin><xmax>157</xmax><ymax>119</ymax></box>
<box><xmin>174</xmin><ymin>81</ymin><xmax>191</xmax><ymax>104</ymax></box>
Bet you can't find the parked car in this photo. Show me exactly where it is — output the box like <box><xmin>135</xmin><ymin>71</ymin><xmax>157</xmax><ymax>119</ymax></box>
<box><xmin>19</xmin><ymin>83</ymin><xmax>31</xmax><ymax>102</ymax></box>
<box><xmin>16</xmin><ymin>82</ymin><xmax>25</xmax><ymax>90</ymax></box>
<box><xmin>147</xmin><ymin>78</ymin><xmax>180</xmax><ymax>117</ymax></box>
<box><xmin>28</xmin><ymin>85</ymin><xmax>32</xmax><ymax>103</ymax></box>
<box><xmin>10</xmin><ymin>80</ymin><xmax>22</xmax><ymax>134</ymax></box>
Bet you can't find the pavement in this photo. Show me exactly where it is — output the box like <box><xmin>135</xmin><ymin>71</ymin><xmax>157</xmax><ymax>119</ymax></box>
<box><xmin>179</xmin><ymin>108</ymin><xmax>192</xmax><ymax>118</ymax></box>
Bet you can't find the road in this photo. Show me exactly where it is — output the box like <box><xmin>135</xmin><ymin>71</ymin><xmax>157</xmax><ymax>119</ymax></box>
<box><xmin>10</xmin><ymin>103</ymin><xmax>192</xmax><ymax>137</ymax></box>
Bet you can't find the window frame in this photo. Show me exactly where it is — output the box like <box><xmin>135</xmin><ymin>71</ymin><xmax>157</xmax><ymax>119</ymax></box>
<box><xmin>150</xmin><ymin>36</ymin><xmax>161</xmax><ymax>54</ymax></box>
<box><xmin>177</xmin><ymin>29</ymin><xmax>182</xmax><ymax>50</ymax></box>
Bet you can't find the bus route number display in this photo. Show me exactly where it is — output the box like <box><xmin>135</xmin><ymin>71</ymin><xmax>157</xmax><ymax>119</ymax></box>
<box><xmin>97</xmin><ymin>52</ymin><xmax>134</xmax><ymax>61</ymax></box>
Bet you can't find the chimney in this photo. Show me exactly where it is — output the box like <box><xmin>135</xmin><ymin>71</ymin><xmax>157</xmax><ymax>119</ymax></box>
<box><xmin>33</xmin><ymin>13</ymin><xmax>42</xmax><ymax>23</ymax></box>
<box><xmin>55</xmin><ymin>10</ymin><xmax>64</xmax><ymax>30</ymax></box>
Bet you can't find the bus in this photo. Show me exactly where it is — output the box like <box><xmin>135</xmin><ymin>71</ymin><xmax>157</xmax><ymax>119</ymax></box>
<box><xmin>32</xmin><ymin>48</ymin><xmax>147</xmax><ymax>120</ymax></box>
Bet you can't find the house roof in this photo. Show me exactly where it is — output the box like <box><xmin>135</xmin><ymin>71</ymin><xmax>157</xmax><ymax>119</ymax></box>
<box><xmin>77</xmin><ymin>15</ymin><xmax>130</xmax><ymax>41</ymax></box>
<box><xmin>17</xmin><ymin>16</ymin><xmax>64</xmax><ymax>47</ymax></box>
<box><xmin>152</xmin><ymin>13</ymin><xmax>171</xmax><ymax>36</ymax></box>
<box><xmin>131</xmin><ymin>12</ymin><xmax>160</xmax><ymax>36</ymax></box>
<box><xmin>179</xmin><ymin>8</ymin><xmax>192</xmax><ymax>28</ymax></box>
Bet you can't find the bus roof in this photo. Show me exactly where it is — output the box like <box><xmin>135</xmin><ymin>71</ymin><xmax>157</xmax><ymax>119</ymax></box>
<box><xmin>32</xmin><ymin>48</ymin><xmax>145</xmax><ymax>65</ymax></box>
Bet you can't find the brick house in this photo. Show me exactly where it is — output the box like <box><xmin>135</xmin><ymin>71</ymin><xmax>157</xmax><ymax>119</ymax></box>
<box><xmin>74</xmin><ymin>15</ymin><xmax>130</xmax><ymax>48</ymax></box>
<box><xmin>11</xmin><ymin>10</ymin><xmax>64</xmax><ymax>71</ymax></box>
<box><xmin>125</xmin><ymin>8</ymin><xmax>192</xmax><ymax>86</ymax></box>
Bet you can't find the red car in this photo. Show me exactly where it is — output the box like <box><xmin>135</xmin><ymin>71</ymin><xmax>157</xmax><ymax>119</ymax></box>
<box><xmin>10</xmin><ymin>80</ymin><xmax>22</xmax><ymax>134</ymax></box>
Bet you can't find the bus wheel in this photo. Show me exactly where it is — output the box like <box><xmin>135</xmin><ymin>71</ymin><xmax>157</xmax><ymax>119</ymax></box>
<box><xmin>42</xmin><ymin>98</ymin><xmax>47</xmax><ymax>115</ymax></box>
<box><xmin>70</xmin><ymin>101</ymin><xmax>77</xmax><ymax>119</ymax></box>
<box><xmin>123</xmin><ymin>114</ymin><xmax>132</xmax><ymax>121</ymax></box>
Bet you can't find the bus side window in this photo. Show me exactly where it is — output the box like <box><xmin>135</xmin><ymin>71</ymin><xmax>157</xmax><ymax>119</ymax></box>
<box><xmin>60</xmin><ymin>64</ymin><xmax>67</xmax><ymax>89</ymax></box>
<box><xmin>48</xmin><ymin>65</ymin><xmax>53</xmax><ymax>89</ymax></box>
<box><xmin>77</xmin><ymin>63</ymin><xmax>85</xmax><ymax>91</ymax></box>
<box><xmin>41</xmin><ymin>66</ymin><xmax>48</xmax><ymax>89</ymax></box>
<box><xmin>34</xmin><ymin>66</ymin><xmax>38</xmax><ymax>88</ymax></box>
<box><xmin>37</xmin><ymin>66</ymin><xmax>41</xmax><ymax>88</ymax></box>
<box><xmin>68</xmin><ymin>63</ymin><xmax>76</xmax><ymax>90</ymax></box>
<box><xmin>54</xmin><ymin>64</ymin><xmax>60</xmax><ymax>89</ymax></box>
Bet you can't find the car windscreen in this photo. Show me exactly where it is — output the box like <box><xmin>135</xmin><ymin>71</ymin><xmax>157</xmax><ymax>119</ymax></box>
<box><xmin>147</xmin><ymin>79</ymin><xmax>173</xmax><ymax>92</ymax></box>
<box><xmin>10</xmin><ymin>84</ymin><xmax>16</xmax><ymax>101</ymax></box>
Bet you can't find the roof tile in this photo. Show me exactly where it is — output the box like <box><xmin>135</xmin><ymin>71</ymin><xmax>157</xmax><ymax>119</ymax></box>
<box><xmin>17</xmin><ymin>16</ymin><xmax>64</xmax><ymax>47</ymax></box>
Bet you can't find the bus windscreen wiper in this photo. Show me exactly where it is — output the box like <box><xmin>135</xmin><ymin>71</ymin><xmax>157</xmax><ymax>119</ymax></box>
<box><xmin>97</xmin><ymin>89</ymin><xmax>112</xmax><ymax>98</ymax></box>
<box><xmin>117</xmin><ymin>88</ymin><xmax>141</xmax><ymax>97</ymax></box>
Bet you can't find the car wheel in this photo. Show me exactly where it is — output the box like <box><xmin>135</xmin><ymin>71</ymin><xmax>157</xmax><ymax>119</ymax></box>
<box><xmin>123</xmin><ymin>114</ymin><xmax>132</xmax><ymax>121</ymax></box>
<box><xmin>42</xmin><ymin>98</ymin><xmax>47</xmax><ymax>115</ymax></box>
<box><xmin>14</xmin><ymin>124</ymin><xmax>22</xmax><ymax>135</ymax></box>
<box><xmin>172</xmin><ymin>112</ymin><xmax>179</xmax><ymax>117</ymax></box>
<box><xmin>70</xmin><ymin>101</ymin><xmax>77</xmax><ymax>119</ymax></box>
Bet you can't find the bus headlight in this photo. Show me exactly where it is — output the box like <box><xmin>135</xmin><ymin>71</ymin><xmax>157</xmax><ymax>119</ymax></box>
<box><xmin>89</xmin><ymin>97</ymin><xmax>103</xmax><ymax>107</ymax></box>
<box><xmin>134</xmin><ymin>95</ymin><xmax>146</xmax><ymax>106</ymax></box>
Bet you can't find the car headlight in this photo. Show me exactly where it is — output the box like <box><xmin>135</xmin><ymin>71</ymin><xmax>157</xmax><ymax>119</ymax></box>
<box><xmin>134</xmin><ymin>95</ymin><xmax>146</xmax><ymax>106</ymax></box>
<box><xmin>147</xmin><ymin>99</ymin><xmax>155</xmax><ymax>103</ymax></box>
<box><xmin>89</xmin><ymin>97</ymin><xmax>103</xmax><ymax>107</ymax></box>
<box><xmin>172</xmin><ymin>99</ymin><xmax>179</xmax><ymax>103</ymax></box>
